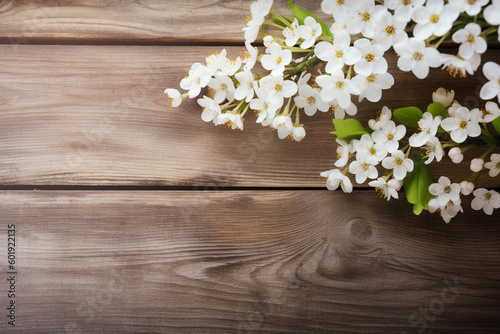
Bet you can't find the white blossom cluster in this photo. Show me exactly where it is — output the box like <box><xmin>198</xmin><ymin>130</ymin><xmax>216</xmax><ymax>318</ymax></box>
<box><xmin>166</xmin><ymin>0</ymin><xmax>500</xmax><ymax>142</ymax></box>
<box><xmin>164</xmin><ymin>0</ymin><xmax>500</xmax><ymax>221</ymax></box>
<box><xmin>322</xmin><ymin>88</ymin><xmax>500</xmax><ymax>222</ymax></box>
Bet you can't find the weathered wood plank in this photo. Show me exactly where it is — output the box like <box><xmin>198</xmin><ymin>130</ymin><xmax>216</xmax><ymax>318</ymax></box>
<box><xmin>0</xmin><ymin>0</ymin><xmax>330</xmax><ymax>43</ymax></box>
<box><xmin>0</xmin><ymin>45</ymin><xmax>498</xmax><ymax>187</ymax></box>
<box><xmin>0</xmin><ymin>190</ymin><xmax>498</xmax><ymax>333</ymax></box>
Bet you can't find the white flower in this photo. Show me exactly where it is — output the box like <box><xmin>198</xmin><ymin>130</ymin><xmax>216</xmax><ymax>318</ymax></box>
<box><xmin>250</xmin><ymin>87</ymin><xmax>279</xmax><ymax>123</ymax></box>
<box><xmin>452</xmin><ymin>23</ymin><xmax>487</xmax><ymax>60</ymax></box>
<box><xmin>429</xmin><ymin>176</ymin><xmax>461</xmax><ymax>207</ymax></box>
<box><xmin>250</xmin><ymin>0</ymin><xmax>273</xmax><ymax>18</ymax></box>
<box><xmin>368</xmin><ymin>106</ymin><xmax>392</xmax><ymax>130</ymax></box>
<box><xmin>316</xmin><ymin>71</ymin><xmax>360</xmax><ymax>108</ymax></box>
<box><xmin>297</xmin><ymin>16</ymin><xmax>322</xmax><ymax>49</ymax></box>
<box><xmin>448</xmin><ymin>147</ymin><xmax>464</xmax><ymax>163</ymax></box>
<box><xmin>381</xmin><ymin>150</ymin><xmax>414</xmax><ymax>180</ymax></box>
<box><xmin>292</xmin><ymin>126</ymin><xmax>306</xmax><ymax>142</ymax></box>
<box><xmin>330</xmin><ymin>101</ymin><xmax>358</xmax><ymax>119</ymax></box>
<box><xmin>411</xmin><ymin>0</ymin><xmax>459</xmax><ymax>39</ymax></box>
<box><xmin>214</xmin><ymin>112</ymin><xmax>244</xmax><ymax>130</ymax></box>
<box><xmin>243</xmin><ymin>42</ymin><xmax>258</xmax><ymax>71</ymax></box>
<box><xmin>422</xmin><ymin>137</ymin><xmax>444</xmax><ymax>164</ymax></box>
<box><xmin>429</xmin><ymin>197</ymin><xmax>463</xmax><ymax>223</ymax></box>
<box><xmin>479</xmin><ymin>62</ymin><xmax>500</xmax><ymax>103</ymax></box>
<box><xmin>347</xmin><ymin>1</ymin><xmax>387</xmax><ymax>38</ymax></box>
<box><xmin>205</xmin><ymin>49</ymin><xmax>241</xmax><ymax>76</ymax></box>
<box><xmin>197</xmin><ymin>96</ymin><xmax>221</xmax><ymax>123</ymax></box>
<box><xmin>441</xmin><ymin>107</ymin><xmax>481</xmax><ymax>143</ymax></box>
<box><xmin>372</xmin><ymin>121</ymin><xmax>406</xmax><ymax>153</ymax></box>
<box><xmin>470</xmin><ymin>158</ymin><xmax>484</xmax><ymax>173</ymax></box>
<box><xmin>484</xmin><ymin>154</ymin><xmax>500</xmax><ymax>177</ymax></box>
<box><xmin>449</xmin><ymin>0</ymin><xmax>488</xmax><ymax>16</ymax></box>
<box><xmin>471</xmin><ymin>102</ymin><xmax>500</xmax><ymax>123</ymax></box>
<box><xmin>320</xmin><ymin>169</ymin><xmax>353</xmax><ymax>193</ymax></box>
<box><xmin>484</xmin><ymin>0</ymin><xmax>500</xmax><ymax>25</ymax></box>
<box><xmin>356</xmin><ymin>134</ymin><xmax>388</xmax><ymax>165</ymax></box>
<box><xmin>180</xmin><ymin>63</ymin><xmax>211</xmax><ymax>98</ymax></box>
<box><xmin>460</xmin><ymin>181</ymin><xmax>474</xmax><ymax>196</ymax></box>
<box><xmin>334</xmin><ymin>139</ymin><xmax>352</xmax><ymax>168</ymax></box>
<box><xmin>409</xmin><ymin>112</ymin><xmax>441</xmax><ymax>147</ymax></box>
<box><xmin>369</xmin><ymin>177</ymin><xmax>401</xmax><ymax>201</ymax></box>
<box><xmin>164</xmin><ymin>88</ymin><xmax>182</xmax><ymax>108</ymax></box>
<box><xmin>259</xmin><ymin>75</ymin><xmax>298</xmax><ymax>106</ymax></box>
<box><xmin>234</xmin><ymin>69</ymin><xmax>257</xmax><ymax>103</ymax></box>
<box><xmin>440</xmin><ymin>53</ymin><xmax>481</xmax><ymax>77</ymax></box>
<box><xmin>261</xmin><ymin>42</ymin><xmax>292</xmax><ymax>76</ymax></box>
<box><xmin>432</xmin><ymin>88</ymin><xmax>455</xmax><ymax>108</ymax></box>
<box><xmin>471</xmin><ymin>188</ymin><xmax>500</xmax><ymax>215</ymax></box>
<box><xmin>314</xmin><ymin>34</ymin><xmax>361</xmax><ymax>74</ymax></box>
<box><xmin>394</xmin><ymin>38</ymin><xmax>441</xmax><ymax>79</ymax></box>
<box><xmin>294</xmin><ymin>85</ymin><xmax>329</xmax><ymax>116</ymax></box>
<box><xmin>349</xmin><ymin>158</ymin><xmax>378</xmax><ymax>184</ymax></box>
<box><xmin>352</xmin><ymin>72</ymin><xmax>394</xmax><ymax>103</ymax></box>
<box><xmin>353</xmin><ymin>38</ymin><xmax>387</xmax><ymax>76</ymax></box>
<box><xmin>208</xmin><ymin>74</ymin><xmax>235</xmax><ymax>103</ymax></box>
<box><xmin>372</xmin><ymin>11</ymin><xmax>408</xmax><ymax>51</ymax></box>
<box><xmin>243</xmin><ymin>16</ymin><xmax>264</xmax><ymax>44</ymax></box>
<box><xmin>283</xmin><ymin>18</ymin><xmax>300</xmax><ymax>46</ymax></box>
<box><xmin>385</xmin><ymin>0</ymin><xmax>425</xmax><ymax>24</ymax></box>
<box><xmin>321</xmin><ymin>0</ymin><xmax>352</xmax><ymax>17</ymax></box>
<box><xmin>272</xmin><ymin>115</ymin><xmax>294</xmax><ymax>139</ymax></box>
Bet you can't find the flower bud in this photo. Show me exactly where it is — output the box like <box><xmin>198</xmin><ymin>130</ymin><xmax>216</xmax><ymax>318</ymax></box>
<box><xmin>448</xmin><ymin>101</ymin><xmax>461</xmax><ymax>117</ymax></box>
<box><xmin>432</xmin><ymin>88</ymin><xmax>455</xmax><ymax>108</ymax></box>
<box><xmin>460</xmin><ymin>181</ymin><xmax>474</xmax><ymax>196</ymax></box>
<box><xmin>470</xmin><ymin>158</ymin><xmax>484</xmax><ymax>172</ymax></box>
<box><xmin>448</xmin><ymin>147</ymin><xmax>463</xmax><ymax>163</ymax></box>
<box><xmin>263</xmin><ymin>35</ymin><xmax>274</xmax><ymax>48</ymax></box>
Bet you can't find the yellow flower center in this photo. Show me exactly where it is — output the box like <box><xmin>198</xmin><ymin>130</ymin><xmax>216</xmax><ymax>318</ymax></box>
<box><xmin>367</xmin><ymin>74</ymin><xmax>376</xmax><ymax>83</ymax></box>
<box><xmin>336</xmin><ymin>50</ymin><xmax>344</xmax><ymax>58</ymax></box>
<box><xmin>459</xmin><ymin>121</ymin><xmax>467</xmax><ymax>129</ymax></box>
<box><xmin>387</xmin><ymin>133</ymin><xmax>394</xmax><ymax>141</ymax></box>
<box><xmin>274</xmin><ymin>84</ymin><xmax>282</xmax><ymax>92</ymax></box>
<box><xmin>337</xmin><ymin>0</ymin><xmax>344</xmax><ymax>4</ymax></box>
<box><xmin>276</xmin><ymin>57</ymin><xmax>282</xmax><ymax>64</ymax></box>
<box><xmin>468</xmin><ymin>0</ymin><xmax>477</xmax><ymax>4</ymax></box>
<box><xmin>395</xmin><ymin>158</ymin><xmax>404</xmax><ymax>166</ymax></box>
<box><xmin>336</xmin><ymin>81</ymin><xmax>345</xmax><ymax>89</ymax></box>
<box><xmin>362</xmin><ymin>12</ymin><xmax>371</xmax><ymax>21</ymax></box>
<box><xmin>385</xmin><ymin>25</ymin><xmax>395</xmax><ymax>35</ymax></box>
<box><xmin>369</xmin><ymin>147</ymin><xmax>376</xmax><ymax>155</ymax></box>
<box><xmin>430</xmin><ymin>14</ymin><xmax>439</xmax><ymax>24</ymax></box>
<box><xmin>220</xmin><ymin>83</ymin><xmax>228</xmax><ymax>91</ymax></box>
<box><xmin>307</xmin><ymin>96</ymin><xmax>316</xmax><ymax>104</ymax></box>
<box><xmin>467</xmin><ymin>35</ymin><xmax>475</xmax><ymax>44</ymax></box>
<box><xmin>444</xmin><ymin>186</ymin><xmax>451</xmax><ymax>194</ymax></box>
<box><xmin>365</xmin><ymin>53</ymin><xmax>375</xmax><ymax>62</ymax></box>
<box><xmin>484</xmin><ymin>192</ymin><xmax>492</xmax><ymax>200</ymax></box>
<box><xmin>413</xmin><ymin>52</ymin><xmax>423</xmax><ymax>61</ymax></box>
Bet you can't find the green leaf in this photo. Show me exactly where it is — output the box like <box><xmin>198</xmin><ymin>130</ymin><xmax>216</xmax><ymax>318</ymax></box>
<box><xmin>427</xmin><ymin>102</ymin><xmax>447</xmax><ymax>118</ymax></box>
<box><xmin>393</xmin><ymin>107</ymin><xmax>423</xmax><ymax>128</ymax></box>
<box><xmin>288</xmin><ymin>1</ymin><xmax>333</xmax><ymax>37</ymax></box>
<box><xmin>331</xmin><ymin>119</ymin><xmax>369</xmax><ymax>140</ymax></box>
<box><xmin>404</xmin><ymin>155</ymin><xmax>433</xmax><ymax>215</ymax></box>
<box><xmin>492</xmin><ymin>115</ymin><xmax>500</xmax><ymax>136</ymax></box>
<box><xmin>272</xmin><ymin>15</ymin><xmax>292</xmax><ymax>28</ymax></box>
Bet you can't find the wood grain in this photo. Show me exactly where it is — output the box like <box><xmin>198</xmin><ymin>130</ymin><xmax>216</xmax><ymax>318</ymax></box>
<box><xmin>0</xmin><ymin>44</ymin><xmax>497</xmax><ymax>187</ymax></box>
<box><xmin>0</xmin><ymin>190</ymin><xmax>498</xmax><ymax>333</ymax></box>
<box><xmin>0</xmin><ymin>0</ymin><xmax>331</xmax><ymax>44</ymax></box>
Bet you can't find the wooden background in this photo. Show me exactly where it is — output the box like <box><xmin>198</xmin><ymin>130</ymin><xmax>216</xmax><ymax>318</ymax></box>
<box><xmin>0</xmin><ymin>1</ymin><xmax>499</xmax><ymax>333</ymax></box>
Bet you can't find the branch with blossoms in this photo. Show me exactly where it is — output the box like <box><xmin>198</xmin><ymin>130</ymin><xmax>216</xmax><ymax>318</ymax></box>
<box><xmin>164</xmin><ymin>0</ymin><xmax>500</xmax><ymax>222</ymax></box>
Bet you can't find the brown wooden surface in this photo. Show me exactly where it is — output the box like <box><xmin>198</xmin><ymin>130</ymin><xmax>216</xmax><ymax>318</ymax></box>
<box><xmin>0</xmin><ymin>44</ymin><xmax>497</xmax><ymax>187</ymax></box>
<box><xmin>0</xmin><ymin>1</ymin><xmax>498</xmax><ymax>333</ymax></box>
<box><xmin>0</xmin><ymin>0</ymin><xmax>329</xmax><ymax>43</ymax></box>
<box><xmin>1</xmin><ymin>191</ymin><xmax>499</xmax><ymax>333</ymax></box>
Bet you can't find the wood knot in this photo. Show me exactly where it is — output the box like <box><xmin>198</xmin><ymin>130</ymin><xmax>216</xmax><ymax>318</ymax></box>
<box><xmin>348</xmin><ymin>219</ymin><xmax>374</xmax><ymax>247</ymax></box>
